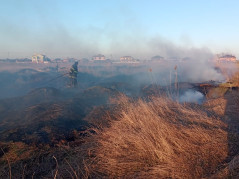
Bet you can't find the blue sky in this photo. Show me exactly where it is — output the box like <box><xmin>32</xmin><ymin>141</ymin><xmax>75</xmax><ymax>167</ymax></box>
<box><xmin>0</xmin><ymin>0</ymin><xmax>239</xmax><ymax>59</ymax></box>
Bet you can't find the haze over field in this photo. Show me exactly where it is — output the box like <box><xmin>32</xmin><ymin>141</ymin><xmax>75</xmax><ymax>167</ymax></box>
<box><xmin>1</xmin><ymin>0</ymin><xmax>239</xmax><ymax>59</ymax></box>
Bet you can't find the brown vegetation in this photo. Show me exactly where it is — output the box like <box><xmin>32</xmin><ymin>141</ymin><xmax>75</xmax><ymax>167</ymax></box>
<box><xmin>1</xmin><ymin>90</ymin><xmax>239</xmax><ymax>178</ymax></box>
<box><xmin>86</xmin><ymin>96</ymin><xmax>228</xmax><ymax>178</ymax></box>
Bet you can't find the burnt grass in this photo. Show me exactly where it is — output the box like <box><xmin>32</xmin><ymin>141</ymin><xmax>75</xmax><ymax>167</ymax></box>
<box><xmin>0</xmin><ymin>83</ymin><xmax>239</xmax><ymax>178</ymax></box>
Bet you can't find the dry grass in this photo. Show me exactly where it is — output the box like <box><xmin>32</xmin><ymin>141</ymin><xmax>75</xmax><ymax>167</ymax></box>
<box><xmin>86</xmin><ymin>96</ymin><xmax>228</xmax><ymax>178</ymax></box>
<box><xmin>203</xmin><ymin>97</ymin><xmax>227</xmax><ymax>116</ymax></box>
<box><xmin>1</xmin><ymin>95</ymin><xmax>236</xmax><ymax>178</ymax></box>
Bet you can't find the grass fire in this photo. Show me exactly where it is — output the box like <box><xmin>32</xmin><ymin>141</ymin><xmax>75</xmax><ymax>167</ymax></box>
<box><xmin>1</xmin><ymin>1</ymin><xmax>239</xmax><ymax>178</ymax></box>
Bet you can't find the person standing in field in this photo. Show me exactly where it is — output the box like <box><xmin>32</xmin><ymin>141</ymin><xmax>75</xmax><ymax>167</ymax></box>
<box><xmin>69</xmin><ymin>61</ymin><xmax>78</xmax><ymax>88</ymax></box>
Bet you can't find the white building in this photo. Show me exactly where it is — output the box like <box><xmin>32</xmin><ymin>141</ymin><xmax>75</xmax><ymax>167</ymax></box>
<box><xmin>218</xmin><ymin>54</ymin><xmax>237</xmax><ymax>62</ymax></box>
<box><xmin>92</xmin><ymin>54</ymin><xmax>106</xmax><ymax>61</ymax></box>
<box><xmin>32</xmin><ymin>54</ymin><xmax>49</xmax><ymax>63</ymax></box>
<box><xmin>120</xmin><ymin>56</ymin><xmax>135</xmax><ymax>63</ymax></box>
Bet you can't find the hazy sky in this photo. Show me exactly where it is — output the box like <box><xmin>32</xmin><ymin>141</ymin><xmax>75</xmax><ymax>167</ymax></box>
<box><xmin>0</xmin><ymin>0</ymin><xmax>238</xmax><ymax>59</ymax></box>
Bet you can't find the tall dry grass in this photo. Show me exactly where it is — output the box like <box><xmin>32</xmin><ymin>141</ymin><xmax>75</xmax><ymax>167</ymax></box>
<box><xmin>87</xmin><ymin>96</ymin><xmax>228</xmax><ymax>178</ymax></box>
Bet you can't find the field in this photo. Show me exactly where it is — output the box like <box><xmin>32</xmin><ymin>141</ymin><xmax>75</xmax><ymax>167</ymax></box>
<box><xmin>0</xmin><ymin>61</ymin><xmax>239</xmax><ymax>178</ymax></box>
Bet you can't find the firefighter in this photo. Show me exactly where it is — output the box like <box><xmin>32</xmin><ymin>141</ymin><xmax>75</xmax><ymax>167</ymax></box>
<box><xmin>69</xmin><ymin>61</ymin><xmax>78</xmax><ymax>87</ymax></box>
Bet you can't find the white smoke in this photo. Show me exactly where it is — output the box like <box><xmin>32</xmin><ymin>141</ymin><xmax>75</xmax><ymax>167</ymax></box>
<box><xmin>179</xmin><ymin>90</ymin><xmax>204</xmax><ymax>104</ymax></box>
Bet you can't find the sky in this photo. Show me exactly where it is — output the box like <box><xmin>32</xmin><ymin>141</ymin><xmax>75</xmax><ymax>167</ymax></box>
<box><xmin>0</xmin><ymin>0</ymin><xmax>239</xmax><ymax>59</ymax></box>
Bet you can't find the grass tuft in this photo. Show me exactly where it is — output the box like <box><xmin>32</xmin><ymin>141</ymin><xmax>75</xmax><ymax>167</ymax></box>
<box><xmin>87</xmin><ymin>96</ymin><xmax>228</xmax><ymax>178</ymax></box>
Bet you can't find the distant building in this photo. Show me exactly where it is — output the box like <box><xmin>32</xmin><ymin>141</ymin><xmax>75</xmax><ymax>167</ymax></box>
<box><xmin>120</xmin><ymin>56</ymin><xmax>134</xmax><ymax>62</ymax></box>
<box><xmin>151</xmin><ymin>55</ymin><xmax>164</xmax><ymax>61</ymax></box>
<box><xmin>32</xmin><ymin>54</ymin><xmax>49</xmax><ymax>63</ymax></box>
<box><xmin>218</xmin><ymin>54</ymin><xmax>236</xmax><ymax>62</ymax></box>
<box><xmin>92</xmin><ymin>54</ymin><xmax>106</xmax><ymax>61</ymax></box>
